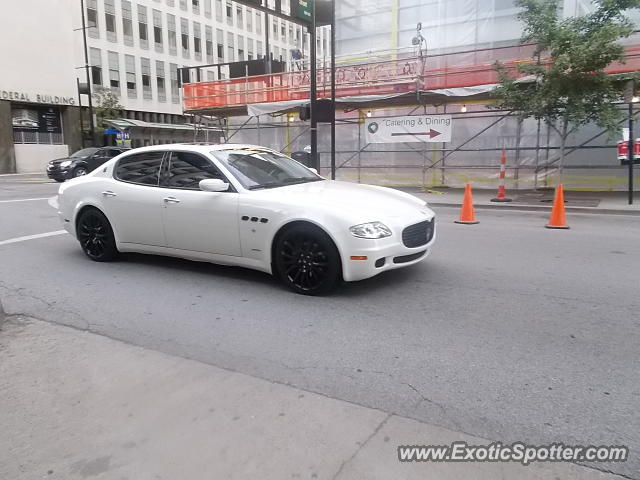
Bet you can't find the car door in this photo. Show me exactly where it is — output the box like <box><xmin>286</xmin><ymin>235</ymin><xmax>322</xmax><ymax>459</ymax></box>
<box><xmin>160</xmin><ymin>150</ymin><xmax>241</xmax><ymax>256</ymax></box>
<box><xmin>86</xmin><ymin>150</ymin><xmax>109</xmax><ymax>172</ymax></box>
<box><xmin>100</xmin><ymin>150</ymin><xmax>168</xmax><ymax>247</ymax></box>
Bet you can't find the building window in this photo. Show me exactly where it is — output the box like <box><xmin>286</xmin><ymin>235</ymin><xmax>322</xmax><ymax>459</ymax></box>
<box><xmin>90</xmin><ymin>48</ymin><xmax>102</xmax><ymax>86</ymax></box>
<box><xmin>180</xmin><ymin>0</ymin><xmax>187</xmax><ymax>11</ymax></box>
<box><xmin>236</xmin><ymin>6</ymin><xmax>243</xmax><ymax>28</ymax></box>
<box><xmin>167</xmin><ymin>14</ymin><xmax>177</xmax><ymax>55</ymax></box>
<box><xmin>138</xmin><ymin>5</ymin><xmax>148</xmax><ymax>49</ymax></box>
<box><xmin>156</xmin><ymin>61</ymin><xmax>166</xmax><ymax>102</ymax></box>
<box><xmin>256</xmin><ymin>12</ymin><xmax>262</xmax><ymax>34</ymax></box>
<box><xmin>193</xmin><ymin>22</ymin><xmax>202</xmax><ymax>60</ymax></box>
<box><xmin>153</xmin><ymin>9</ymin><xmax>163</xmax><ymax>52</ymax></box>
<box><xmin>237</xmin><ymin>35</ymin><xmax>244</xmax><ymax>61</ymax></box>
<box><xmin>180</xmin><ymin>18</ymin><xmax>189</xmax><ymax>58</ymax></box>
<box><xmin>141</xmin><ymin>58</ymin><xmax>152</xmax><ymax>100</ymax></box>
<box><xmin>215</xmin><ymin>0</ymin><xmax>222</xmax><ymax>21</ymax></box>
<box><xmin>226</xmin><ymin>1</ymin><xmax>232</xmax><ymax>24</ymax></box>
<box><xmin>281</xmin><ymin>24</ymin><xmax>285</xmax><ymax>39</ymax></box>
<box><xmin>105</xmin><ymin>0</ymin><xmax>117</xmax><ymax>42</ymax></box>
<box><xmin>247</xmin><ymin>38</ymin><xmax>254</xmax><ymax>61</ymax></box>
<box><xmin>216</xmin><ymin>29</ymin><xmax>224</xmax><ymax>61</ymax></box>
<box><xmin>108</xmin><ymin>51</ymin><xmax>120</xmax><ymax>93</ymax></box>
<box><xmin>246</xmin><ymin>9</ymin><xmax>252</xmax><ymax>32</ymax></box>
<box><xmin>205</xmin><ymin>26</ymin><xmax>213</xmax><ymax>63</ymax></box>
<box><xmin>227</xmin><ymin>32</ymin><xmax>234</xmax><ymax>62</ymax></box>
<box><xmin>170</xmin><ymin>63</ymin><xmax>179</xmax><ymax>103</ymax></box>
<box><xmin>87</xmin><ymin>0</ymin><xmax>99</xmax><ymax>38</ymax></box>
<box><xmin>204</xmin><ymin>0</ymin><xmax>212</xmax><ymax>18</ymax></box>
<box><xmin>12</xmin><ymin>106</ymin><xmax>63</xmax><ymax>146</ymax></box>
<box><xmin>125</xmin><ymin>54</ymin><xmax>136</xmax><ymax>98</ymax></box>
<box><xmin>122</xmin><ymin>1</ymin><xmax>133</xmax><ymax>46</ymax></box>
<box><xmin>257</xmin><ymin>40</ymin><xmax>263</xmax><ymax>59</ymax></box>
<box><xmin>192</xmin><ymin>0</ymin><xmax>199</xmax><ymax>14</ymax></box>
<box><xmin>167</xmin><ymin>0</ymin><xmax>174</xmax><ymax>5</ymax></box>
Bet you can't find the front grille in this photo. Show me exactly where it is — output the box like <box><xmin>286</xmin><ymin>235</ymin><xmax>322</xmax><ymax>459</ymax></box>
<box><xmin>393</xmin><ymin>251</ymin><xmax>427</xmax><ymax>264</ymax></box>
<box><xmin>402</xmin><ymin>220</ymin><xmax>434</xmax><ymax>248</ymax></box>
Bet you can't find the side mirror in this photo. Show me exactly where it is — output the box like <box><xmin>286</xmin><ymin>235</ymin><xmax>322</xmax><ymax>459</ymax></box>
<box><xmin>199</xmin><ymin>178</ymin><xmax>229</xmax><ymax>192</ymax></box>
<box><xmin>308</xmin><ymin>167</ymin><xmax>318</xmax><ymax>175</ymax></box>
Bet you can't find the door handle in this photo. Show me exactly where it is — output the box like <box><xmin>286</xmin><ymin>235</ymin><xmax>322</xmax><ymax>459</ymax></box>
<box><xmin>163</xmin><ymin>197</ymin><xmax>181</xmax><ymax>204</ymax></box>
<box><xmin>101</xmin><ymin>191</ymin><xmax>117</xmax><ymax>197</ymax></box>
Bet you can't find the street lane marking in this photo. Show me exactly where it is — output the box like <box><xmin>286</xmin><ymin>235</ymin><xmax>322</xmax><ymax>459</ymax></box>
<box><xmin>0</xmin><ymin>197</ymin><xmax>51</xmax><ymax>204</ymax></box>
<box><xmin>48</xmin><ymin>196</ymin><xmax>59</xmax><ymax>209</ymax></box>
<box><xmin>0</xmin><ymin>230</ymin><xmax>67</xmax><ymax>246</ymax></box>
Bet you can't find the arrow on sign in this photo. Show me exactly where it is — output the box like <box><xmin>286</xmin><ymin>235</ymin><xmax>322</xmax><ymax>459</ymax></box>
<box><xmin>391</xmin><ymin>129</ymin><xmax>442</xmax><ymax>139</ymax></box>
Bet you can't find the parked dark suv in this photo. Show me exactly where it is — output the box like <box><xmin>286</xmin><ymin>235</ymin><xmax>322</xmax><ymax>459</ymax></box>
<box><xmin>46</xmin><ymin>147</ymin><xmax>130</xmax><ymax>182</ymax></box>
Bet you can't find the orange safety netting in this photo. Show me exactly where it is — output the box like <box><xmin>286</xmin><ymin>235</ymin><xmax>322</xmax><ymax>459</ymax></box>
<box><xmin>182</xmin><ymin>44</ymin><xmax>640</xmax><ymax>112</ymax></box>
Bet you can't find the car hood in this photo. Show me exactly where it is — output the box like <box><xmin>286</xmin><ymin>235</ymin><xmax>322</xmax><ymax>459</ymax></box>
<box><xmin>249</xmin><ymin>180</ymin><xmax>429</xmax><ymax>219</ymax></box>
<box><xmin>49</xmin><ymin>156</ymin><xmax>83</xmax><ymax>165</ymax></box>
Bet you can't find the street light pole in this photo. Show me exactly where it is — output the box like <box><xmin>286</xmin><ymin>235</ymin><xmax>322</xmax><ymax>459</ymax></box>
<box><xmin>629</xmin><ymin>102</ymin><xmax>635</xmax><ymax>205</ymax></box>
<box><xmin>79</xmin><ymin>0</ymin><xmax>95</xmax><ymax>145</ymax></box>
<box><xmin>309</xmin><ymin>0</ymin><xmax>318</xmax><ymax>170</ymax></box>
<box><xmin>330</xmin><ymin>0</ymin><xmax>336</xmax><ymax>180</ymax></box>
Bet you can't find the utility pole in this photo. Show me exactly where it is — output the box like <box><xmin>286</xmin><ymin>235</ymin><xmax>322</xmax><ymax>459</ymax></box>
<box><xmin>79</xmin><ymin>0</ymin><xmax>95</xmax><ymax>145</ymax></box>
<box><xmin>330</xmin><ymin>0</ymin><xmax>336</xmax><ymax>179</ymax></box>
<box><xmin>309</xmin><ymin>0</ymin><xmax>318</xmax><ymax>170</ymax></box>
<box><xmin>629</xmin><ymin>101</ymin><xmax>635</xmax><ymax>205</ymax></box>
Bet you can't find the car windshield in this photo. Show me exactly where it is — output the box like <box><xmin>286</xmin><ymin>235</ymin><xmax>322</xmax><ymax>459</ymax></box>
<box><xmin>211</xmin><ymin>149</ymin><xmax>323</xmax><ymax>190</ymax></box>
<box><xmin>70</xmin><ymin>148</ymin><xmax>99</xmax><ymax>158</ymax></box>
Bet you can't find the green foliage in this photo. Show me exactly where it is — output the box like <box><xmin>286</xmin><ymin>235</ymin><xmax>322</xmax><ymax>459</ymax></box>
<box><xmin>93</xmin><ymin>90</ymin><xmax>123</xmax><ymax>129</ymax></box>
<box><xmin>494</xmin><ymin>0</ymin><xmax>640</xmax><ymax>135</ymax></box>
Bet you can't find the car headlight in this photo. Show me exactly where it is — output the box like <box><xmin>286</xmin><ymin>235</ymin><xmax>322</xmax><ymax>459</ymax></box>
<box><xmin>349</xmin><ymin>222</ymin><xmax>392</xmax><ymax>239</ymax></box>
<box><xmin>60</xmin><ymin>160</ymin><xmax>73</xmax><ymax>168</ymax></box>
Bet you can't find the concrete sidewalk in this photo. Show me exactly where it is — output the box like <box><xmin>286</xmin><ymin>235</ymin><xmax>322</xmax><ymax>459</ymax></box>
<box><xmin>0</xmin><ymin>316</ymin><xmax>624</xmax><ymax>480</ymax></box>
<box><xmin>402</xmin><ymin>187</ymin><xmax>640</xmax><ymax>215</ymax></box>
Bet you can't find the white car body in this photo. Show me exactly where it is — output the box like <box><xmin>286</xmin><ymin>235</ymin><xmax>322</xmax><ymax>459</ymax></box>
<box><xmin>57</xmin><ymin>144</ymin><xmax>436</xmax><ymax>283</ymax></box>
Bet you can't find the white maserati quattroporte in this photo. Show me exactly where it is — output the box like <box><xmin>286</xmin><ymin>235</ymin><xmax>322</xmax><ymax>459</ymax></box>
<box><xmin>57</xmin><ymin>144</ymin><xmax>436</xmax><ymax>294</ymax></box>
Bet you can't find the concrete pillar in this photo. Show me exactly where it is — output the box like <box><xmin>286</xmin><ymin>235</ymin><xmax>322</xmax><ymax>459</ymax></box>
<box><xmin>0</xmin><ymin>100</ymin><xmax>16</xmax><ymax>173</ymax></box>
<box><xmin>62</xmin><ymin>106</ymin><xmax>82</xmax><ymax>154</ymax></box>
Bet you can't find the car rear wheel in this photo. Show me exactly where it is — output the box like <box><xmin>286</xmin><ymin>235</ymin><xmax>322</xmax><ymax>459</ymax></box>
<box><xmin>77</xmin><ymin>208</ymin><xmax>118</xmax><ymax>262</ymax></box>
<box><xmin>274</xmin><ymin>224</ymin><xmax>341</xmax><ymax>295</ymax></box>
<box><xmin>73</xmin><ymin>166</ymin><xmax>88</xmax><ymax>177</ymax></box>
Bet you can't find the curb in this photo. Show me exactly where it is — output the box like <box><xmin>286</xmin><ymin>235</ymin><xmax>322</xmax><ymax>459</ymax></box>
<box><xmin>428</xmin><ymin>202</ymin><xmax>640</xmax><ymax>216</ymax></box>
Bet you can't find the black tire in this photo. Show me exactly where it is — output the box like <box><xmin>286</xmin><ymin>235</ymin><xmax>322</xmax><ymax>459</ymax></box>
<box><xmin>72</xmin><ymin>166</ymin><xmax>88</xmax><ymax>178</ymax></box>
<box><xmin>274</xmin><ymin>224</ymin><xmax>341</xmax><ymax>295</ymax></box>
<box><xmin>76</xmin><ymin>208</ymin><xmax>118</xmax><ymax>262</ymax></box>
<box><xmin>54</xmin><ymin>178</ymin><xmax>65</xmax><ymax>183</ymax></box>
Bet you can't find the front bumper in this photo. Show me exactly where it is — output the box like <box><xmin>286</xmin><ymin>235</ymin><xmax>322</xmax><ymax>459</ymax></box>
<box><xmin>341</xmin><ymin>221</ymin><xmax>436</xmax><ymax>282</ymax></box>
<box><xmin>46</xmin><ymin>166</ymin><xmax>72</xmax><ymax>181</ymax></box>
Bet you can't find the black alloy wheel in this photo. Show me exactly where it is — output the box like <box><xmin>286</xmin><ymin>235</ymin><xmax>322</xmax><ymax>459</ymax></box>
<box><xmin>73</xmin><ymin>166</ymin><xmax>88</xmax><ymax>177</ymax></box>
<box><xmin>77</xmin><ymin>208</ymin><xmax>118</xmax><ymax>262</ymax></box>
<box><xmin>275</xmin><ymin>224</ymin><xmax>341</xmax><ymax>295</ymax></box>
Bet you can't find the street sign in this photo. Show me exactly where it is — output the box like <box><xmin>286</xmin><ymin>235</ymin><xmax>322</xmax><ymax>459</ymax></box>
<box><xmin>365</xmin><ymin>115</ymin><xmax>453</xmax><ymax>143</ymax></box>
<box><xmin>292</xmin><ymin>0</ymin><xmax>312</xmax><ymax>22</ymax></box>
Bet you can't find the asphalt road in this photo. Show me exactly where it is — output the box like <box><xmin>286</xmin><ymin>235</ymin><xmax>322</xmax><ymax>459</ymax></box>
<box><xmin>2</xmin><ymin>175</ymin><xmax>639</xmax><ymax>478</ymax></box>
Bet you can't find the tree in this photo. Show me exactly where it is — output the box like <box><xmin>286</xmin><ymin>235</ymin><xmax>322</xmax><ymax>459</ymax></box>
<box><xmin>93</xmin><ymin>90</ymin><xmax>123</xmax><ymax>129</ymax></box>
<box><xmin>493</xmin><ymin>0</ymin><xmax>640</xmax><ymax>178</ymax></box>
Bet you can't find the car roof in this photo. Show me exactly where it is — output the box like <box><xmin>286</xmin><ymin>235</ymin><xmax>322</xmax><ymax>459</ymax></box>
<box><xmin>119</xmin><ymin>143</ymin><xmax>278</xmax><ymax>155</ymax></box>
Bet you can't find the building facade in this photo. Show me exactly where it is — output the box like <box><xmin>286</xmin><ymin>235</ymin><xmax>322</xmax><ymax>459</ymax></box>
<box><xmin>0</xmin><ymin>0</ymin><xmax>328</xmax><ymax>173</ymax></box>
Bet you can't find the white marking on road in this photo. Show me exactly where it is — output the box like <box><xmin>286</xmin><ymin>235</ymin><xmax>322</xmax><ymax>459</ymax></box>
<box><xmin>0</xmin><ymin>197</ymin><xmax>51</xmax><ymax>204</ymax></box>
<box><xmin>0</xmin><ymin>230</ymin><xmax>67</xmax><ymax>246</ymax></box>
<box><xmin>48</xmin><ymin>196</ymin><xmax>59</xmax><ymax>209</ymax></box>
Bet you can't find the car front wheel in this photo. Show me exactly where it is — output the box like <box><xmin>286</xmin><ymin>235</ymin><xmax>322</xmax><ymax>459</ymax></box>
<box><xmin>73</xmin><ymin>166</ymin><xmax>88</xmax><ymax>177</ymax></box>
<box><xmin>77</xmin><ymin>208</ymin><xmax>118</xmax><ymax>262</ymax></box>
<box><xmin>274</xmin><ymin>224</ymin><xmax>341</xmax><ymax>295</ymax></box>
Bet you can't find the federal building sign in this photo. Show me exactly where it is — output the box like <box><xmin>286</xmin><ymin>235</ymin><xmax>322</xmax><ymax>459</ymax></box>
<box><xmin>0</xmin><ymin>89</ymin><xmax>75</xmax><ymax>106</ymax></box>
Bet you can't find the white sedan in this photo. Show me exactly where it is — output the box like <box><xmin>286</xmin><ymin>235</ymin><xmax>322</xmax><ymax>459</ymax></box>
<box><xmin>57</xmin><ymin>144</ymin><xmax>436</xmax><ymax>294</ymax></box>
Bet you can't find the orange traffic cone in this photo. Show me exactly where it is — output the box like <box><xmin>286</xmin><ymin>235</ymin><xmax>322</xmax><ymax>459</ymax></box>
<box><xmin>455</xmin><ymin>184</ymin><xmax>479</xmax><ymax>224</ymax></box>
<box><xmin>545</xmin><ymin>184</ymin><xmax>569</xmax><ymax>229</ymax></box>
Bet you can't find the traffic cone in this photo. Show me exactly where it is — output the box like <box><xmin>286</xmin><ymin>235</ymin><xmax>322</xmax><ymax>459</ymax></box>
<box><xmin>545</xmin><ymin>184</ymin><xmax>569</xmax><ymax>229</ymax></box>
<box><xmin>455</xmin><ymin>184</ymin><xmax>479</xmax><ymax>224</ymax></box>
<box><xmin>491</xmin><ymin>149</ymin><xmax>512</xmax><ymax>202</ymax></box>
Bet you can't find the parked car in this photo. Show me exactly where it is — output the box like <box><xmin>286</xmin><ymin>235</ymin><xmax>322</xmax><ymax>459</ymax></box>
<box><xmin>56</xmin><ymin>144</ymin><xmax>436</xmax><ymax>295</ymax></box>
<box><xmin>46</xmin><ymin>146</ymin><xmax>129</xmax><ymax>182</ymax></box>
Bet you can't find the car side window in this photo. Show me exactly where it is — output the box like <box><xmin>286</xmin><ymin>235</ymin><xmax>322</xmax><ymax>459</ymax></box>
<box><xmin>114</xmin><ymin>151</ymin><xmax>165</xmax><ymax>186</ymax></box>
<box><xmin>163</xmin><ymin>151</ymin><xmax>226</xmax><ymax>190</ymax></box>
<box><xmin>106</xmin><ymin>149</ymin><xmax>122</xmax><ymax>159</ymax></box>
